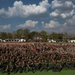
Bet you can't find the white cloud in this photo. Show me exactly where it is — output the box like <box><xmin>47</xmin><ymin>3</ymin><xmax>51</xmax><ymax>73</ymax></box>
<box><xmin>39</xmin><ymin>0</ymin><xmax>50</xmax><ymax>8</ymax></box>
<box><xmin>0</xmin><ymin>24</ymin><xmax>11</xmax><ymax>30</ymax></box>
<box><xmin>44</xmin><ymin>20</ymin><xmax>60</xmax><ymax>28</ymax></box>
<box><xmin>18</xmin><ymin>20</ymin><xmax>38</xmax><ymax>28</ymax></box>
<box><xmin>50</xmin><ymin>10</ymin><xmax>59</xmax><ymax>17</ymax></box>
<box><xmin>64</xmin><ymin>15</ymin><xmax>75</xmax><ymax>26</ymax></box>
<box><xmin>68</xmin><ymin>15</ymin><xmax>75</xmax><ymax>25</ymax></box>
<box><xmin>56</xmin><ymin>15</ymin><xmax>75</xmax><ymax>33</ymax></box>
<box><xmin>51</xmin><ymin>0</ymin><xmax>62</xmax><ymax>9</ymax></box>
<box><xmin>50</xmin><ymin>0</ymin><xmax>75</xmax><ymax>18</ymax></box>
<box><xmin>51</xmin><ymin>0</ymin><xmax>73</xmax><ymax>10</ymax></box>
<box><xmin>60</xmin><ymin>10</ymin><xmax>74</xmax><ymax>18</ymax></box>
<box><xmin>0</xmin><ymin>0</ymin><xmax>50</xmax><ymax>18</ymax></box>
<box><xmin>0</xmin><ymin>8</ymin><xmax>8</xmax><ymax>17</ymax></box>
<box><xmin>48</xmin><ymin>0</ymin><xmax>75</xmax><ymax>33</ymax></box>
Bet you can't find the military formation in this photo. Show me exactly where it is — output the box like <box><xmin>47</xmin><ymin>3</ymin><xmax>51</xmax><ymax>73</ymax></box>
<box><xmin>0</xmin><ymin>43</ymin><xmax>75</xmax><ymax>74</ymax></box>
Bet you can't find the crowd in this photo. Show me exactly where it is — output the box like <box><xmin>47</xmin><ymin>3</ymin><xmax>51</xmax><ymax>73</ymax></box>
<box><xmin>0</xmin><ymin>43</ymin><xmax>75</xmax><ymax>74</ymax></box>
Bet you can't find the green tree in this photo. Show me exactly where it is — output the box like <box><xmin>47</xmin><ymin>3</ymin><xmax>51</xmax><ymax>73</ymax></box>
<box><xmin>0</xmin><ymin>32</ymin><xmax>7</xmax><ymax>40</ymax></box>
<box><xmin>15</xmin><ymin>29</ymin><xmax>24</xmax><ymax>38</ymax></box>
<box><xmin>23</xmin><ymin>28</ymin><xmax>30</xmax><ymax>40</ymax></box>
<box><xmin>7</xmin><ymin>32</ymin><xmax>13</xmax><ymax>39</ymax></box>
<box><xmin>29</xmin><ymin>31</ymin><xmax>39</xmax><ymax>39</ymax></box>
<box><xmin>40</xmin><ymin>30</ymin><xmax>47</xmax><ymax>42</ymax></box>
<box><xmin>49</xmin><ymin>32</ymin><xmax>63</xmax><ymax>42</ymax></box>
<box><xmin>49</xmin><ymin>32</ymin><xmax>58</xmax><ymax>40</ymax></box>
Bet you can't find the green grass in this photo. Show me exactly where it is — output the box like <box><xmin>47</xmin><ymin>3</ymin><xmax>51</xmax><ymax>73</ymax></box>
<box><xmin>0</xmin><ymin>70</ymin><xmax>75</xmax><ymax>75</ymax></box>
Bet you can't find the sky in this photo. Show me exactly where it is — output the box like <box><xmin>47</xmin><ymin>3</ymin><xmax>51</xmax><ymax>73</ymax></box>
<box><xmin>0</xmin><ymin>0</ymin><xmax>75</xmax><ymax>33</ymax></box>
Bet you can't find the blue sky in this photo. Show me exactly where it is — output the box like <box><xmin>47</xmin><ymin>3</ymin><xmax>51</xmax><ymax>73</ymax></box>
<box><xmin>0</xmin><ymin>0</ymin><xmax>75</xmax><ymax>33</ymax></box>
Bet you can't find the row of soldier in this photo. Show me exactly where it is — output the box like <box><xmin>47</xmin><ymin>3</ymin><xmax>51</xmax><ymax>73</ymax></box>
<box><xmin>0</xmin><ymin>43</ymin><xmax>75</xmax><ymax>73</ymax></box>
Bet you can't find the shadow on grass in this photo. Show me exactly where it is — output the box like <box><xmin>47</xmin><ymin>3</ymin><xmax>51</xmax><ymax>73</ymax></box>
<box><xmin>0</xmin><ymin>70</ymin><xmax>75</xmax><ymax>75</ymax></box>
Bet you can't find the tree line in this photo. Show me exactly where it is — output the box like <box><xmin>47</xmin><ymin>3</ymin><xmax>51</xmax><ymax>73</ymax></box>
<box><xmin>0</xmin><ymin>28</ymin><xmax>75</xmax><ymax>42</ymax></box>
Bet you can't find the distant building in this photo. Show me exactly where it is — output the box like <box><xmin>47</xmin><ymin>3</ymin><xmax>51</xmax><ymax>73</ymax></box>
<box><xmin>18</xmin><ymin>39</ymin><xmax>26</xmax><ymax>42</ymax></box>
<box><xmin>1</xmin><ymin>39</ymin><xmax>26</xmax><ymax>42</ymax></box>
<box><xmin>33</xmin><ymin>36</ymin><xmax>43</xmax><ymax>42</ymax></box>
<box><xmin>0</xmin><ymin>39</ymin><xmax>2</xmax><ymax>42</ymax></box>
<box><xmin>68</xmin><ymin>40</ymin><xmax>75</xmax><ymax>43</ymax></box>
<box><xmin>48</xmin><ymin>39</ymin><xmax>56</xmax><ymax>43</ymax></box>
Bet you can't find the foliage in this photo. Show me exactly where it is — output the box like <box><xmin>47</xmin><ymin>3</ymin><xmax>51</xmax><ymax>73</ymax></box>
<box><xmin>0</xmin><ymin>29</ymin><xmax>75</xmax><ymax>42</ymax></box>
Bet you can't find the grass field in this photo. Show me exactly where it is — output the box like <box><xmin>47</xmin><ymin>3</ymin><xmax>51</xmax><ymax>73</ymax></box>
<box><xmin>0</xmin><ymin>70</ymin><xmax>75</xmax><ymax>75</ymax></box>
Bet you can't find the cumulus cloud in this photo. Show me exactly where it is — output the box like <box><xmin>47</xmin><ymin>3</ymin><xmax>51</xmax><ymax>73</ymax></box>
<box><xmin>50</xmin><ymin>10</ymin><xmax>59</xmax><ymax>17</ymax></box>
<box><xmin>64</xmin><ymin>15</ymin><xmax>75</xmax><ymax>26</ymax></box>
<box><xmin>0</xmin><ymin>0</ymin><xmax>50</xmax><ymax>18</ymax></box>
<box><xmin>44</xmin><ymin>20</ymin><xmax>60</xmax><ymax>28</ymax></box>
<box><xmin>50</xmin><ymin>0</ymin><xmax>75</xmax><ymax>18</ymax></box>
<box><xmin>0</xmin><ymin>24</ymin><xmax>11</xmax><ymax>30</ymax></box>
<box><xmin>18</xmin><ymin>20</ymin><xmax>38</xmax><ymax>28</ymax></box>
<box><xmin>49</xmin><ymin>0</ymin><xmax>75</xmax><ymax>33</ymax></box>
<box><xmin>68</xmin><ymin>15</ymin><xmax>75</xmax><ymax>25</ymax></box>
<box><xmin>60</xmin><ymin>10</ymin><xmax>74</xmax><ymax>18</ymax></box>
<box><xmin>52</xmin><ymin>0</ymin><xmax>73</xmax><ymax>10</ymax></box>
